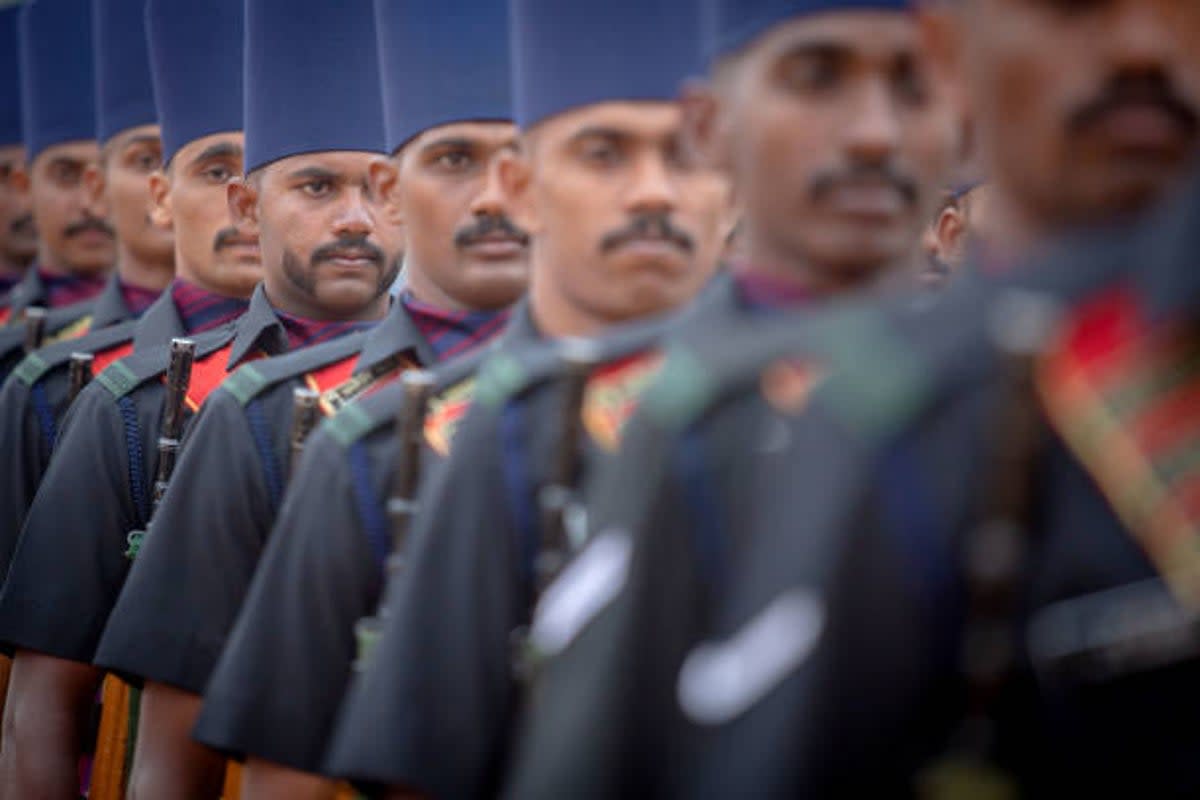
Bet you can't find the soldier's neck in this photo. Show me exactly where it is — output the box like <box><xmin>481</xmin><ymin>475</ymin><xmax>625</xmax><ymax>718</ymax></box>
<box><xmin>116</xmin><ymin>241</ymin><xmax>175</xmax><ymax>293</ymax></box>
<box><xmin>741</xmin><ymin>236</ymin><xmax>924</xmax><ymax>301</ymax></box>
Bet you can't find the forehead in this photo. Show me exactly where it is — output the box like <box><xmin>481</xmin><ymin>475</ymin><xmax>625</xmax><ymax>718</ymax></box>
<box><xmin>34</xmin><ymin>139</ymin><xmax>100</xmax><ymax>170</ymax></box>
<box><xmin>104</xmin><ymin>124</ymin><xmax>162</xmax><ymax>157</ymax></box>
<box><xmin>260</xmin><ymin>149</ymin><xmax>382</xmax><ymax>186</ymax></box>
<box><xmin>170</xmin><ymin>130</ymin><xmax>244</xmax><ymax>173</ymax></box>
<box><xmin>746</xmin><ymin>10</ymin><xmax>919</xmax><ymax>66</ymax></box>
<box><xmin>533</xmin><ymin>101</ymin><xmax>682</xmax><ymax>149</ymax></box>
<box><xmin>403</xmin><ymin>120</ymin><xmax>519</xmax><ymax>155</ymax></box>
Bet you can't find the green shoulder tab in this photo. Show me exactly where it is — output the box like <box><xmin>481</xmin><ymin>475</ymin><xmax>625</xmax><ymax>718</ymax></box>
<box><xmin>327</xmin><ymin>401</ymin><xmax>377</xmax><ymax>447</ymax></box>
<box><xmin>809</xmin><ymin>307</ymin><xmax>930</xmax><ymax>443</ymax></box>
<box><xmin>12</xmin><ymin>353</ymin><xmax>49</xmax><ymax>387</ymax></box>
<box><xmin>222</xmin><ymin>363</ymin><xmax>269</xmax><ymax>406</ymax></box>
<box><xmin>472</xmin><ymin>352</ymin><xmax>529</xmax><ymax>409</ymax></box>
<box><xmin>640</xmin><ymin>347</ymin><xmax>716</xmax><ymax>432</ymax></box>
<box><xmin>96</xmin><ymin>359</ymin><xmax>142</xmax><ymax>399</ymax></box>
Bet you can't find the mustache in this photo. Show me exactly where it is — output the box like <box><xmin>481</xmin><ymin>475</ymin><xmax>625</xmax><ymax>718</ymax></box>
<box><xmin>213</xmin><ymin>226</ymin><xmax>257</xmax><ymax>253</ymax></box>
<box><xmin>454</xmin><ymin>214</ymin><xmax>530</xmax><ymax>249</ymax></box>
<box><xmin>63</xmin><ymin>217</ymin><xmax>114</xmax><ymax>239</ymax></box>
<box><xmin>1069</xmin><ymin>71</ymin><xmax>1199</xmax><ymax>138</ymax></box>
<box><xmin>311</xmin><ymin>235</ymin><xmax>384</xmax><ymax>268</ymax></box>
<box><xmin>10</xmin><ymin>214</ymin><xmax>34</xmax><ymax>236</ymax></box>
<box><xmin>810</xmin><ymin>161</ymin><xmax>918</xmax><ymax>207</ymax></box>
<box><xmin>600</xmin><ymin>212</ymin><xmax>694</xmax><ymax>255</ymax></box>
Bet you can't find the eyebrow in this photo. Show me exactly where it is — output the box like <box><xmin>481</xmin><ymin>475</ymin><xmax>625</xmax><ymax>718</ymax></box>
<box><xmin>568</xmin><ymin>126</ymin><xmax>630</xmax><ymax>145</ymax></box>
<box><xmin>285</xmin><ymin>166</ymin><xmax>342</xmax><ymax>182</ymax></box>
<box><xmin>775</xmin><ymin>41</ymin><xmax>851</xmax><ymax>63</ymax></box>
<box><xmin>123</xmin><ymin>134</ymin><xmax>162</xmax><ymax>149</ymax></box>
<box><xmin>47</xmin><ymin>157</ymin><xmax>86</xmax><ymax>170</ymax></box>
<box><xmin>188</xmin><ymin>142</ymin><xmax>243</xmax><ymax>168</ymax></box>
<box><xmin>419</xmin><ymin>137</ymin><xmax>478</xmax><ymax>155</ymax></box>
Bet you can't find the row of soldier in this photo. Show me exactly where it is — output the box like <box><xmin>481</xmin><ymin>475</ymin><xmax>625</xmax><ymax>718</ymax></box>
<box><xmin>0</xmin><ymin>0</ymin><xmax>1197</xmax><ymax>797</ymax></box>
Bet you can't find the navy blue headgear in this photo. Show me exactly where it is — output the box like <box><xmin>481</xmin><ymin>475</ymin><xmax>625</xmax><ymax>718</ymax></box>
<box><xmin>18</xmin><ymin>0</ymin><xmax>98</xmax><ymax>163</ymax></box>
<box><xmin>704</xmin><ymin>0</ymin><xmax>910</xmax><ymax>61</ymax></box>
<box><xmin>0</xmin><ymin>7</ymin><xmax>22</xmax><ymax>147</ymax></box>
<box><xmin>92</xmin><ymin>0</ymin><xmax>157</xmax><ymax>144</ymax></box>
<box><xmin>374</xmin><ymin>0</ymin><xmax>512</xmax><ymax>153</ymax></box>
<box><xmin>145</xmin><ymin>0</ymin><xmax>244</xmax><ymax>167</ymax></box>
<box><xmin>244</xmin><ymin>0</ymin><xmax>386</xmax><ymax>174</ymax></box>
<box><xmin>510</xmin><ymin>0</ymin><xmax>702</xmax><ymax>130</ymax></box>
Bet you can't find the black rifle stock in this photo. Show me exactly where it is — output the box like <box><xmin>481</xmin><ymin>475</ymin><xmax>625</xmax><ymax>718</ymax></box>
<box><xmin>66</xmin><ymin>352</ymin><xmax>94</xmax><ymax>404</ymax></box>
<box><xmin>151</xmin><ymin>338</ymin><xmax>196</xmax><ymax>512</ymax></box>
<box><xmin>353</xmin><ymin>368</ymin><xmax>436</xmax><ymax>670</ymax></box>
<box><xmin>22</xmin><ymin>306</ymin><xmax>47</xmax><ymax>354</ymax></box>
<box><xmin>534</xmin><ymin>338</ymin><xmax>600</xmax><ymax>597</ymax></box>
<box><xmin>288</xmin><ymin>387</ymin><xmax>321</xmax><ymax>481</ymax></box>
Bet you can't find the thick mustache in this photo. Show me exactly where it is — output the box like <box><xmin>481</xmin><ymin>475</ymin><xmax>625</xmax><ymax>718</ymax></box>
<box><xmin>9</xmin><ymin>214</ymin><xmax>34</xmax><ymax>235</ymax></box>
<box><xmin>312</xmin><ymin>236</ymin><xmax>384</xmax><ymax>267</ymax></box>
<box><xmin>213</xmin><ymin>226</ymin><xmax>257</xmax><ymax>253</ymax></box>
<box><xmin>454</xmin><ymin>214</ymin><xmax>530</xmax><ymax>248</ymax></box>
<box><xmin>600</xmin><ymin>213</ymin><xmax>694</xmax><ymax>255</ymax></box>
<box><xmin>63</xmin><ymin>218</ymin><xmax>114</xmax><ymax>239</ymax></box>
<box><xmin>1070</xmin><ymin>73</ymin><xmax>1199</xmax><ymax>137</ymax></box>
<box><xmin>810</xmin><ymin>162</ymin><xmax>918</xmax><ymax>208</ymax></box>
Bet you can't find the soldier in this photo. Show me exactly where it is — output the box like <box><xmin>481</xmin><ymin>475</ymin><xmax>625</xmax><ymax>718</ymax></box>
<box><xmin>0</xmin><ymin>6</ymin><xmax>36</xmax><ymax>298</ymax></box>
<box><xmin>0</xmin><ymin>0</ymin><xmax>118</xmax><ymax>381</ymax></box>
<box><xmin>181</xmin><ymin>3</ymin><xmax>532</xmax><ymax>796</ymax></box>
<box><xmin>92</xmin><ymin>0</ymin><xmax>527</xmax><ymax>796</ymax></box>
<box><xmin>0</xmin><ymin>0</ymin><xmax>264</xmax><ymax>793</ymax></box>
<box><xmin>508</xmin><ymin>0</ymin><xmax>1200</xmax><ymax>797</ymax></box>
<box><xmin>1</xmin><ymin>0</ymin><xmax>113</xmax><ymax>325</ymax></box>
<box><xmin>0</xmin><ymin>0</ymin><xmax>180</xmax><ymax>573</ymax></box>
<box><xmin>228</xmin><ymin>2</ymin><xmax>732</xmax><ymax>798</ymax></box>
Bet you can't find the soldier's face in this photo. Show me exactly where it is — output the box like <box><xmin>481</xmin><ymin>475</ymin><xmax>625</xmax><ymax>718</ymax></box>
<box><xmin>509</xmin><ymin>101</ymin><xmax>730</xmax><ymax>327</ymax></box>
<box><xmin>0</xmin><ymin>144</ymin><xmax>36</xmax><ymax>268</ymax></box>
<box><xmin>30</xmin><ymin>139</ymin><xmax>115</xmax><ymax>275</ymax></box>
<box><xmin>157</xmin><ymin>132</ymin><xmax>259</xmax><ymax>298</ymax></box>
<box><xmin>926</xmin><ymin>0</ymin><xmax>1200</xmax><ymax>235</ymax></box>
<box><xmin>95</xmin><ymin>125</ymin><xmax>174</xmax><ymax>271</ymax></box>
<box><xmin>692</xmin><ymin>12</ymin><xmax>957</xmax><ymax>292</ymax></box>
<box><xmin>393</xmin><ymin>121</ymin><xmax>528</xmax><ymax>311</ymax></box>
<box><xmin>240</xmin><ymin>150</ymin><xmax>402</xmax><ymax>319</ymax></box>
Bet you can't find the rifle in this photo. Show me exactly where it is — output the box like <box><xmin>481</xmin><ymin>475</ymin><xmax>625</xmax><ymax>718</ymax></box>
<box><xmin>94</xmin><ymin>338</ymin><xmax>197</xmax><ymax>800</ymax></box>
<box><xmin>535</xmin><ymin>338</ymin><xmax>600</xmax><ymax>596</ymax></box>
<box><xmin>66</xmin><ymin>352</ymin><xmax>94</xmax><ymax>404</ymax></box>
<box><xmin>353</xmin><ymin>368</ymin><xmax>436</xmax><ymax>671</ymax></box>
<box><xmin>151</xmin><ymin>338</ymin><xmax>197</xmax><ymax>511</ymax></box>
<box><xmin>919</xmin><ymin>295</ymin><xmax>1055</xmax><ymax>800</ymax></box>
<box><xmin>22</xmin><ymin>306</ymin><xmax>47</xmax><ymax>354</ymax></box>
<box><xmin>288</xmin><ymin>387</ymin><xmax>322</xmax><ymax>480</ymax></box>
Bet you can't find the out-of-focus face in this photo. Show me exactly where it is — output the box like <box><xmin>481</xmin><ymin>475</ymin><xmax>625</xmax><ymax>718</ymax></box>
<box><xmin>390</xmin><ymin>121</ymin><xmax>529</xmax><ymax>311</ymax></box>
<box><xmin>694</xmin><ymin>12</ymin><xmax>958</xmax><ymax>294</ymax></box>
<box><xmin>926</xmin><ymin>0</ymin><xmax>1200</xmax><ymax>235</ymax></box>
<box><xmin>152</xmin><ymin>131</ymin><xmax>259</xmax><ymax>298</ymax></box>
<box><xmin>0</xmin><ymin>144</ymin><xmax>36</xmax><ymax>269</ymax></box>
<box><xmin>96</xmin><ymin>124</ymin><xmax>174</xmax><ymax>269</ymax></box>
<box><xmin>30</xmin><ymin>139</ymin><xmax>115</xmax><ymax>274</ymax></box>
<box><xmin>234</xmin><ymin>150</ymin><xmax>402</xmax><ymax>320</ymax></box>
<box><xmin>505</xmin><ymin>101</ymin><xmax>730</xmax><ymax>330</ymax></box>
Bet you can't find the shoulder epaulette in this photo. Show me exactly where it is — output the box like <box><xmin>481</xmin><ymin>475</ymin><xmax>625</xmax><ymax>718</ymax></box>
<box><xmin>223</xmin><ymin>331</ymin><xmax>369</xmax><ymax>407</ymax></box>
<box><xmin>13</xmin><ymin>319</ymin><xmax>138</xmax><ymax>387</ymax></box>
<box><xmin>96</xmin><ymin>327</ymin><xmax>232</xmax><ymax>400</ymax></box>
<box><xmin>324</xmin><ymin>346</ymin><xmax>489</xmax><ymax>448</ymax></box>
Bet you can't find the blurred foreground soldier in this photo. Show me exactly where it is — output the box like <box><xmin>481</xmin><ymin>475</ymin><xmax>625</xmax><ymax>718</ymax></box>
<box><xmin>0</xmin><ymin>7</ymin><xmax>36</xmax><ymax>297</ymax></box>
<box><xmin>0</xmin><ymin>0</ymin><xmax>262</xmax><ymax>794</ymax></box>
<box><xmin>94</xmin><ymin>0</ymin><xmax>523</xmax><ymax>795</ymax></box>
<box><xmin>0</xmin><ymin>0</ymin><xmax>116</xmax><ymax>378</ymax></box>
<box><xmin>508</xmin><ymin>0</ymin><xmax>1200</xmax><ymax>797</ymax></box>
<box><xmin>190</xmin><ymin>3</ymin><xmax>533</xmax><ymax>796</ymax></box>
<box><xmin>91</xmin><ymin>0</ymin><xmax>408</xmax><ymax>796</ymax></box>
<box><xmin>296</xmin><ymin>1</ymin><xmax>731</xmax><ymax>797</ymax></box>
<box><xmin>0</xmin><ymin>0</ymin><xmax>174</xmax><ymax>581</ymax></box>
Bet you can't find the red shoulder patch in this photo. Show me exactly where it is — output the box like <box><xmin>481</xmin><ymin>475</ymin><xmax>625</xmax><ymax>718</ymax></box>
<box><xmin>582</xmin><ymin>349</ymin><xmax>665</xmax><ymax>451</ymax></box>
